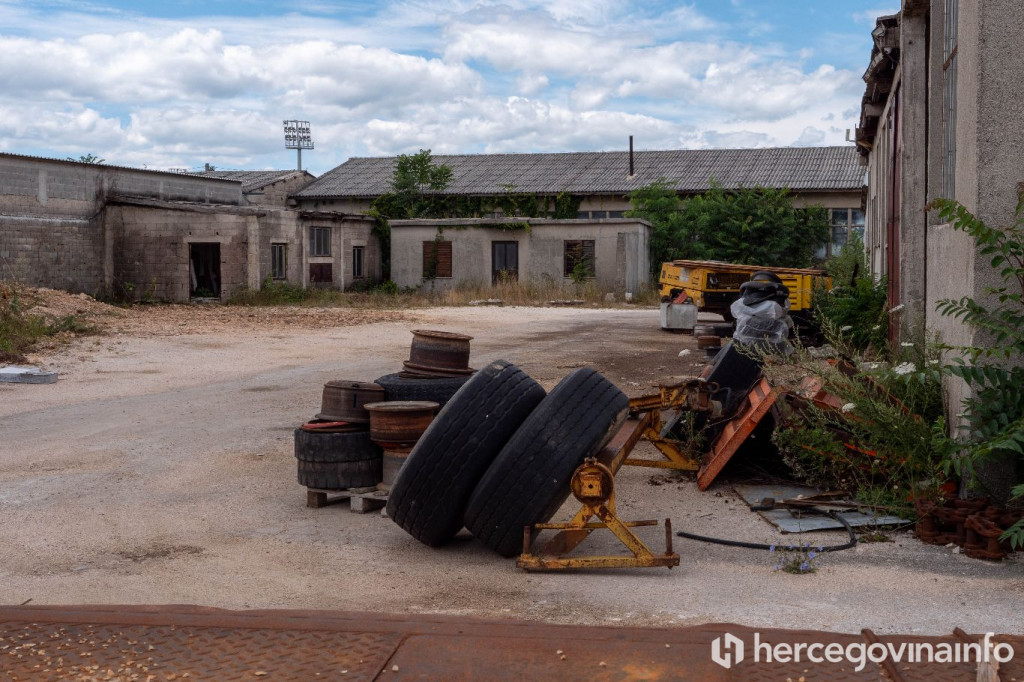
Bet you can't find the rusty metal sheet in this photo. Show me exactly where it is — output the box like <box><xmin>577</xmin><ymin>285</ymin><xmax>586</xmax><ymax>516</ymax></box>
<box><xmin>1</xmin><ymin>606</ymin><xmax>1020</xmax><ymax>681</ymax></box>
<box><xmin>698</xmin><ymin>378</ymin><xmax>777</xmax><ymax>490</ymax></box>
<box><xmin>387</xmin><ymin>634</ymin><xmax>729</xmax><ymax>681</ymax></box>
<box><xmin>0</xmin><ymin>620</ymin><xmax>401</xmax><ymax>681</ymax></box>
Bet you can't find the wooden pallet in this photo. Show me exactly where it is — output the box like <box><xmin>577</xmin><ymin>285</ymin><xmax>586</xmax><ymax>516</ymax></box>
<box><xmin>306</xmin><ymin>484</ymin><xmax>389</xmax><ymax>513</ymax></box>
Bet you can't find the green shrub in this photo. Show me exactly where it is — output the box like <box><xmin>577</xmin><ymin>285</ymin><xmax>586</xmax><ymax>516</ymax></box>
<box><xmin>768</xmin><ymin>341</ymin><xmax>954</xmax><ymax>517</ymax></box>
<box><xmin>930</xmin><ymin>197</ymin><xmax>1024</xmax><ymax>545</ymax></box>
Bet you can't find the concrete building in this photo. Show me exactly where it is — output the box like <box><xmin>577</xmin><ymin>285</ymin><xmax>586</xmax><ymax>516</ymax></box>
<box><xmin>0</xmin><ymin>153</ymin><xmax>379</xmax><ymax>301</ymax></box>
<box><xmin>388</xmin><ymin>217</ymin><xmax>650</xmax><ymax>294</ymax></box>
<box><xmin>857</xmin><ymin>0</ymin><xmax>1024</xmax><ymax>340</ymax></box>
<box><xmin>293</xmin><ymin>146</ymin><xmax>868</xmax><ymax>259</ymax></box>
<box><xmin>193</xmin><ymin>169</ymin><xmax>316</xmax><ymax>207</ymax></box>
<box><xmin>856</xmin><ymin>1</ymin><xmax>1024</xmax><ymax>499</ymax></box>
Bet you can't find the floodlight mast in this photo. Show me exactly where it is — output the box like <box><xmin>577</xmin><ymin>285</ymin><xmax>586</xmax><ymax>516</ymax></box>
<box><xmin>283</xmin><ymin>120</ymin><xmax>314</xmax><ymax>171</ymax></box>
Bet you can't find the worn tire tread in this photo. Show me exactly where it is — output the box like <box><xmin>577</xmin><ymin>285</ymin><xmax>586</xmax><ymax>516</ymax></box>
<box><xmin>464</xmin><ymin>368</ymin><xmax>629</xmax><ymax>557</ymax></box>
<box><xmin>293</xmin><ymin>428</ymin><xmax>380</xmax><ymax>463</ymax></box>
<box><xmin>374</xmin><ymin>373</ymin><xmax>471</xmax><ymax>407</ymax></box>
<box><xmin>386</xmin><ymin>360</ymin><xmax>546</xmax><ymax>546</ymax></box>
<box><xmin>297</xmin><ymin>458</ymin><xmax>381</xmax><ymax>489</ymax></box>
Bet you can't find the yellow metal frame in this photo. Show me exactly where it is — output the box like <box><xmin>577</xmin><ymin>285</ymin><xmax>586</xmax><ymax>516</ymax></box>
<box><xmin>621</xmin><ymin>381</ymin><xmax>716</xmax><ymax>471</ymax></box>
<box><xmin>517</xmin><ymin>460</ymin><xmax>679</xmax><ymax>571</ymax></box>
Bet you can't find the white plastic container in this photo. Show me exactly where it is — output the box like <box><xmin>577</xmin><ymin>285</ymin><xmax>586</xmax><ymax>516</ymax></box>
<box><xmin>660</xmin><ymin>302</ymin><xmax>697</xmax><ymax>332</ymax></box>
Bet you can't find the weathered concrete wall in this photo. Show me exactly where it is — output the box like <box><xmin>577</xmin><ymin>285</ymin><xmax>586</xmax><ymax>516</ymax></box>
<box><xmin>390</xmin><ymin>218</ymin><xmax>650</xmax><ymax>293</ymax></box>
<box><xmin>257</xmin><ymin>210</ymin><xmax>304</xmax><ymax>284</ymax></box>
<box><xmin>0</xmin><ymin>153</ymin><xmax>244</xmax><ymax>295</ymax></box>
<box><xmin>245</xmin><ymin>173</ymin><xmax>314</xmax><ymax>208</ymax></box>
<box><xmin>0</xmin><ymin>214</ymin><xmax>106</xmax><ymax>294</ymax></box>
<box><xmin>897</xmin><ymin>9</ymin><xmax>930</xmax><ymax>333</ymax></box>
<box><xmin>297</xmin><ymin>213</ymin><xmax>380</xmax><ymax>290</ymax></box>
<box><xmin>106</xmin><ymin>202</ymin><xmax>260</xmax><ymax>302</ymax></box>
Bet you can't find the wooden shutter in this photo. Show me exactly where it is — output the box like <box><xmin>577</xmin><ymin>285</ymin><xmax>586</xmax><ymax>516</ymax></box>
<box><xmin>423</xmin><ymin>240</ymin><xmax>453</xmax><ymax>278</ymax></box>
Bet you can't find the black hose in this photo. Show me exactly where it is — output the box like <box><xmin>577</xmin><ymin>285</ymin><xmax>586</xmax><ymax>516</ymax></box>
<box><xmin>675</xmin><ymin>510</ymin><xmax>858</xmax><ymax>553</ymax></box>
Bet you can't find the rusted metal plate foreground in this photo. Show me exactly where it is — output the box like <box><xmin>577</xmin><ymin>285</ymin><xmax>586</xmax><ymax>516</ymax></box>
<box><xmin>0</xmin><ymin>605</ymin><xmax>1021</xmax><ymax>680</ymax></box>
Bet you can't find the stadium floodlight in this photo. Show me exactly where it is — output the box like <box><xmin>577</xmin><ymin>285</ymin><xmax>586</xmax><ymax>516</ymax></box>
<box><xmin>283</xmin><ymin>120</ymin><xmax>314</xmax><ymax>171</ymax></box>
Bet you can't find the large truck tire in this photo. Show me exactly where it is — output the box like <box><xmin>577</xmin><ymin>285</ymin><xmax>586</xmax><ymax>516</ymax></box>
<box><xmin>464</xmin><ymin>368</ymin><xmax>629</xmax><ymax>557</ymax></box>
<box><xmin>386</xmin><ymin>360</ymin><xmax>546</xmax><ymax>546</ymax></box>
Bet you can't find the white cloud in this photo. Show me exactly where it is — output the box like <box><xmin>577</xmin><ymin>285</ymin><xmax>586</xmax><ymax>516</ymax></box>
<box><xmin>0</xmin><ymin>1</ymin><xmax>868</xmax><ymax>173</ymax></box>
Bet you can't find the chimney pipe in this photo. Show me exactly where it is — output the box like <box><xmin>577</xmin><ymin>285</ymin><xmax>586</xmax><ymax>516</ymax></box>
<box><xmin>629</xmin><ymin>135</ymin><xmax>634</xmax><ymax>177</ymax></box>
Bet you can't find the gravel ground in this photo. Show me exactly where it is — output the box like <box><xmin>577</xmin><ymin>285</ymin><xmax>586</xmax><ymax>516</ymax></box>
<box><xmin>1</xmin><ymin>302</ymin><xmax>1021</xmax><ymax>636</ymax></box>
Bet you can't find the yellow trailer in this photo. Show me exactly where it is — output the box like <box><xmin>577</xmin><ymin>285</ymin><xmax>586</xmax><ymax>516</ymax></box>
<box><xmin>658</xmin><ymin>259</ymin><xmax>831</xmax><ymax>319</ymax></box>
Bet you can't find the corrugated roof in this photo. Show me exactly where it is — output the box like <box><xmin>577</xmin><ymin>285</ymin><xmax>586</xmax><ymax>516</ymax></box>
<box><xmin>194</xmin><ymin>170</ymin><xmax>313</xmax><ymax>192</ymax></box>
<box><xmin>295</xmin><ymin>146</ymin><xmax>864</xmax><ymax>199</ymax></box>
<box><xmin>0</xmin><ymin>151</ymin><xmax>239</xmax><ymax>182</ymax></box>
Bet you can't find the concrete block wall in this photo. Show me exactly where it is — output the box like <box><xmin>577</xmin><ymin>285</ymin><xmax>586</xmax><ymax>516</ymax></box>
<box><xmin>0</xmin><ymin>215</ymin><xmax>105</xmax><ymax>294</ymax></box>
<box><xmin>109</xmin><ymin>205</ymin><xmax>254</xmax><ymax>303</ymax></box>
<box><xmin>258</xmin><ymin>210</ymin><xmax>304</xmax><ymax>284</ymax></box>
<box><xmin>246</xmin><ymin>174</ymin><xmax>315</xmax><ymax>208</ymax></box>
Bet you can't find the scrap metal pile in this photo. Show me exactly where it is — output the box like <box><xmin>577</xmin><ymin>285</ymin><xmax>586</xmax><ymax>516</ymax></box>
<box><xmin>915</xmin><ymin>497</ymin><xmax>1023</xmax><ymax>561</ymax></box>
<box><xmin>288</xmin><ymin>273</ymin><xmax>1018</xmax><ymax>568</ymax></box>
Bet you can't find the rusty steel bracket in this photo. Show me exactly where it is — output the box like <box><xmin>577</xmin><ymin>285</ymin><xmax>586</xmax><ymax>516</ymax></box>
<box><xmin>517</xmin><ymin>459</ymin><xmax>680</xmax><ymax>572</ymax></box>
<box><xmin>622</xmin><ymin>379</ymin><xmax>717</xmax><ymax>472</ymax></box>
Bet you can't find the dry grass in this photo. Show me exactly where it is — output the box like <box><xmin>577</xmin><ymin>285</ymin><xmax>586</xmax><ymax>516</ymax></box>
<box><xmin>228</xmin><ymin>278</ymin><xmax>661</xmax><ymax>309</ymax></box>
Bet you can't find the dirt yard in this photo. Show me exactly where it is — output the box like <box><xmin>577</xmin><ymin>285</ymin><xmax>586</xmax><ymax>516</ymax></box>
<box><xmin>1</xmin><ymin>300</ymin><xmax>1021</xmax><ymax>636</ymax></box>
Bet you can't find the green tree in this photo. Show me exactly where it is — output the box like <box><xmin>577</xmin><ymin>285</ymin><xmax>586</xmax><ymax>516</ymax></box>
<box><xmin>370</xmin><ymin>149</ymin><xmax>454</xmax><ymax>278</ymax></box>
<box><xmin>372</xmin><ymin>149</ymin><xmax>454</xmax><ymax>220</ymax></box>
<box><xmin>67</xmin><ymin>153</ymin><xmax>105</xmax><ymax>164</ymax></box>
<box><xmin>627</xmin><ymin>180</ymin><xmax>830</xmax><ymax>277</ymax></box>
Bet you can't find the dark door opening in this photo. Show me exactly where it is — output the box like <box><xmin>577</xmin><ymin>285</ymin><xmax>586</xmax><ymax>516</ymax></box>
<box><xmin>491</xmin><ymin>241</ymin><xmax>518</xmax><ymax>284</ymax></box>
<box><xmin>189</xmin><ymin>243</ymin><xmax>221</xmax><ymax>299</ymax></box>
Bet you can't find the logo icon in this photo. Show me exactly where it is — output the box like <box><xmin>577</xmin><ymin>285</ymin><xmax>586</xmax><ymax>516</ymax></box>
<box><xmin>711</xmin><ymin>633</ymin><xmax>745</xmax><ymax>669</ymax></box>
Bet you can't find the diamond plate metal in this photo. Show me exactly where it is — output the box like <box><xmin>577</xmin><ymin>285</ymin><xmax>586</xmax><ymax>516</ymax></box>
<box><xmin>0</xmin><ymin>621</ymin><xmax>400</xmax><ymax>681</ymax></box>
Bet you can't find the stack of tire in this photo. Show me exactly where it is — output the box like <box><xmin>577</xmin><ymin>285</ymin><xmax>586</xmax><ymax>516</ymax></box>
<box><xmin>294</xmin><ymin>381</ymin><xmax>385</xmax><ymax>491</ymax></box>
<box><xmin>374</xmin><ymin>330</ymin><xmax>476</xmax><ymax>408</ymax></box>
<box><xmin>385</xmin><ymin>360</ymin><xmax>630</xmax><ymax>557</ymax></box>
<box><xmin>296</xmin><ymin>329</ymin><xmax>477</xmax><ymax>493</ymax></box>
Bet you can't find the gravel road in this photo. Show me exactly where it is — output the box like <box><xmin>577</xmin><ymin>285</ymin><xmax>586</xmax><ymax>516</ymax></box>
<box><xmin>1</xmin><ymin>304</ymin><xmax>1020</xmax><ymax>635</ymax></box>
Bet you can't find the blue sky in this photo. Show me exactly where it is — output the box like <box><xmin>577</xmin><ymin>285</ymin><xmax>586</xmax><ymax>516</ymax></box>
<box><xmin>0</xmin><ymin>0</ymin><xmax>897</xmax><ymax>175</ymax></box>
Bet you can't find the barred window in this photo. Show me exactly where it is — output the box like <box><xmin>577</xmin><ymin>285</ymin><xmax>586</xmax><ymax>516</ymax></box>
<box><xmin>564</xmin><ymin>239</ymin><xmax>596</xmax><ymax>278</ymax></box>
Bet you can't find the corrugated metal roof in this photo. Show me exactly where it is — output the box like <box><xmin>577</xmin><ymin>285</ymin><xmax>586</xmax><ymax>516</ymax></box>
<box><xmin>194</xmin><ymin>170</ymin><xmax>313</xmax><ymax>192</ymax></box>
<box><xmin>295</xmin><ymin>146</ymin><xmax>864</xmax><ymax>199</ymax></box>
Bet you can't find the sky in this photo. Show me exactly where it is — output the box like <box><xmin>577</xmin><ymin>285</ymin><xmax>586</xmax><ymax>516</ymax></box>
<box><xmin>0</xmin><ymin>0</ymin><xmax>898</xmax><ymax>176</ymax></box>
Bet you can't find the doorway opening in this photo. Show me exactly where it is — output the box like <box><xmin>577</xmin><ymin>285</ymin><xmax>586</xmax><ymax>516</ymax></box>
<box><xmin>189</xmin><ymin>243</ymin><xmax>221</xmax><ymax>299</ymax></box>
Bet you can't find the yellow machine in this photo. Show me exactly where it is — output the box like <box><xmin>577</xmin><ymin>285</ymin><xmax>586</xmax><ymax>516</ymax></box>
<box><xmin>658</xmin><ymin>259</ymin><xmax>831</xmax><ymax>319</ymax></box>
